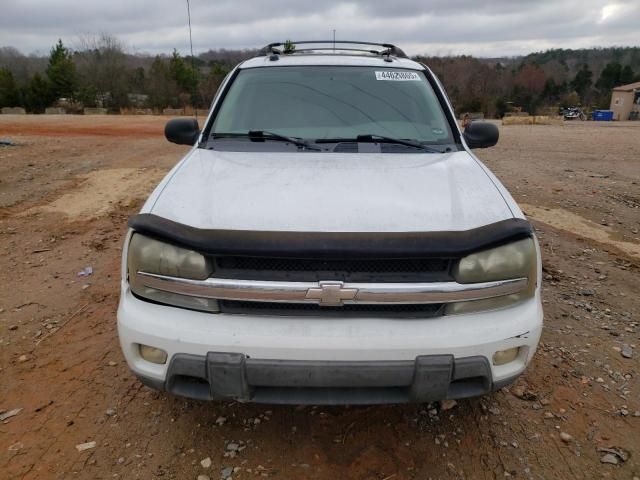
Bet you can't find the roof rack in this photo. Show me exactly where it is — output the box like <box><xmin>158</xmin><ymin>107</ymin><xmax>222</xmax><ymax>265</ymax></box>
<box><xmin>258</xmin><ymin>40</ymin><xmax>408</xmax><ymax>60</ymax></box>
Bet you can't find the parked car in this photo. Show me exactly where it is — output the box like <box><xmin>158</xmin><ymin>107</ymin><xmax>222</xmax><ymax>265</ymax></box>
<box><xmin>117</xmin><ymin>41</ymin><xmax>543</xmax><ymax>405</ymax></box>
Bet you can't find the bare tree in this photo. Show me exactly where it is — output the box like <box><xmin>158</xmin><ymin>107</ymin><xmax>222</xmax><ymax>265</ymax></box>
<box><xmin>74</xmin><ymin>34</ymin><xmax>129</xmax><ymax>109</ymax></box>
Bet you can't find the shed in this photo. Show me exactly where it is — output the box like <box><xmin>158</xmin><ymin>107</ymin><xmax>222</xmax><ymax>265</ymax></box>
<box><xmin>609</xmin><ymin>81</ymin><xmax>640</xmax><ymax>121</ymax></box>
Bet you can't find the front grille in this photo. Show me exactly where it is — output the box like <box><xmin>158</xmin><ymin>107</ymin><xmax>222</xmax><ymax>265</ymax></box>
<box><xmin>214</xmin><ymin>256</ymin><xmax>452</xmax><ymax>282</ymax></box>
<box><xmin>219</xmin><ymin>300</ymin><xmax>444</xmax><ymax>318</ymax></box>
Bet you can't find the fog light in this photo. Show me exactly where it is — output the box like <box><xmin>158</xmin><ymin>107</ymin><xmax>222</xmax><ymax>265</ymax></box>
<box><xmin>492</xmin><ymin>347</ymin><xmax>520</xmax><ymax>366</ymax></box>
<box><xmin>138</xmin><ymin>344</ymin><xmax>168</xmax><ymax>364</ymax></box>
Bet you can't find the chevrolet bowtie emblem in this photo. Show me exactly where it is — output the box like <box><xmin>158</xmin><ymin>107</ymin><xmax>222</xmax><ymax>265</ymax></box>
<box><xmin>305</xmin><ymin>281</ymin><xmax>358</xmax><ymax>306</ymax></box>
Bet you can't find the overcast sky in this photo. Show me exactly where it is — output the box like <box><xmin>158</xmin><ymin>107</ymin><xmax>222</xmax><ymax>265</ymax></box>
<box><xmin>1</xmin><ymin>0</ymin><xmax>638</xmax><ymax>58</ymax></box>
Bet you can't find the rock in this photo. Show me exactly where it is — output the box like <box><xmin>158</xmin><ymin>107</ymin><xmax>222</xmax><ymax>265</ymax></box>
<box><xmin>8</xmin><ymin>325</ymin><xmax>18</xmax><ymax>331</ymax></box>
<box><xmin>226</xmin><ymin>442</ymin><xmax>239</xmax><ymax>452</ymax></box>
<box><xmin>201</xmin><ymin>457</ymin><xmax>212</xmax><ymax>468</ymax></box>
<box><xmin>559</xmin><ymin>432</ymin><xmax>573</xmax><ymax>443</ymax></box>
<box><xmin>77</xmin><ymin>266</ymin><xmax>93</xmax><ymax>277</ymax></box>
<box><xmin>198</xmin><ymin>476</ymin><xmax>211</xmax><ymax>480</ymax></box>
<box><xmin>511</xmin><ymin>385</ymin><xmax>537</xmax><ymax>401</ymax></box>
<box><xmin>8</xmin><ymin>442</ymin><xmax>24</xmax><ymax>452</ymax></box>
<box><xmin>0</xmin><ymin>408</ymin><xmax>22</xmax><ymax>421</ymax></box>
<box><xmin>599</xmin><ymin>447</ymin><xmax>630</xmax><ymax>463</ymax></box>
<box><xmin>488</xmin><ymin>407</ymin><xmax>501</xmax><ymax>415</ymax></box>
<box><xmin>18</xmin><ymin>355</ymin><xmax>28</xmax><ymax>362</ymax></box>
<box><xmin>621</xmin><ymin>344</ymin><xmax>633</xmax><ymax>359</ymax></box>
<box><xmin>511</xmin><ymin>385</ymin><xmax>526</xmax><ymax>398</ymax></box>
<box><xmin>440</xmin><ymin>399</ymin><xmax>457</xmax><ymax>411</ymax></box>
<box><xmin>105</xmin><ymin>408</ymin><xmax>116</xmax><ymax>417</ymax></box>
<box><xmin>107</xmin><ymin>361</ymin><xmax>117</xmax><ymax>366</ymax></box>
<box><xmin>76</xmin><ymin>441</ymin><xmax>96</xmax><ymax>452</ymax></box>
<box><xmin>220</xmin><ymin>466</ymin><xmax>233</xmax><ymax>479</ymax></box>
<box><xmin>215</xmin><ymin>416</ymin><xmax>227</xmax><ymax>426</ymax></box>
<box><xmin>600</xmin><ymin>453</ymin><xmax>618</xmax><ymax>465</ymax></box>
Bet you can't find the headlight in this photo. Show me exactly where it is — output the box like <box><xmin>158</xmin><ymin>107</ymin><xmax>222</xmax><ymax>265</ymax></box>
<box><xmin>127</xmin><ymin>233</ymin><xmax>219</xmax><ymax>312</ymax></box>
<box><xmin>446</xmin><ymin>237</ymin><xmax>537</xmax><ymax>315</ymax></box>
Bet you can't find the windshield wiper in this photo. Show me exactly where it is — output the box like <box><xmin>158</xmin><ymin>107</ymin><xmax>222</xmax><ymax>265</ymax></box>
<box><xmin>316</xmin><ymin>134</ymin><xmax>445</xmax><ymax>153</ymax></box>
<box><xmin>212</xmin><ymin>131</ymin><xmax>320</xmax><ymax>151</ymax></box>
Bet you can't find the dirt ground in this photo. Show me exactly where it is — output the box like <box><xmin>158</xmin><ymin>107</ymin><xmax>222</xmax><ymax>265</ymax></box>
<box><xmin>1</xmin><ymin>115</ymin><xmax>639</xmax><ymax>480</ymax></box>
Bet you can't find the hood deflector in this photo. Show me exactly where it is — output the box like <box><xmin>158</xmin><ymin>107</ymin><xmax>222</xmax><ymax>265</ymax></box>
<box><xmin>128</xmin><ymin>214</ymin><xmax>533</xmax><ymax>259</ymax></box>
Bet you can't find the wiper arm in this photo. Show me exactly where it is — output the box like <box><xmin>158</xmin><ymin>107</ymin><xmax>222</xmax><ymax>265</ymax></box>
<box><xmin>357</xmin><ymin>134</ymin><xmax>445</xmax><ymax>153</ymax></box>
<box><xmin>211</xmin><ymin>131</ymin><xmax>320</xmax><ymax>151</ymax></box>
<box><xmin>315</xmin><ymin>135</ymin><xmax>444</xmax><ymax>153</ymax></box>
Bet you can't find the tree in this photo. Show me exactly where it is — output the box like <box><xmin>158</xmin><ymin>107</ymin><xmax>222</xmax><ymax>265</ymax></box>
<box><xmin>169</xmin><ymin>50</ymin><xmax>198</xmax><ymax>98</ymax></box>
<box><xmin>512</xmin><ymin>64</ymin><xmax>547</xmax><ymax>113</ymax></box>
<box><xmin>128</xmin><ymin>66</ymin><xmax>146</xmax><ymax>93</ymax></box>
<box><xmin>0</xmin><ymin>67</ymin><xmax>20</xmax><ymax>107</ymax></box>
<box><xmin>23</xmin><ymin>72</ymin><xmax>54</xmax><ymax>112</ymax></box>
<box><xmin>570</xmin><ymin>64</ymin><xmax>592</xmax><ymax>102</ymax></box>
<box><xmin>148</xmin><ymin>56</ymin><xmax>174</xmax><ymax>109</ymax></box>
<box><xmin>75</xmin><ymin>34</ymin><xmax>129</xmax><ymax>110</ymax></box>
<box><xmin>596</xmin><ymin>62</ymin><xmax>623</xmax><ymax>91</ymax></box>
<box><xmin>620</xmin><ymin>65</ymin><xmax>635</xmax><ymax>85</ymax></box>
<box><xmin>199</xmin><ymin>62</ymin><xmax>231</xmax><ymax>106</ymax></box>
<box><xmin>542</xmin><ymin>77</ymin><xmax>568</xmax><ymax>104</ymax></box>
<box><xmin>594</xmin><ymin>62</ymin><xmax>636</xmax><ymax>107</ymax></box>
<box><xmin>46</xmin><ymin>39</ymin><xmax>77</xmax><ymax>100</ymax></box>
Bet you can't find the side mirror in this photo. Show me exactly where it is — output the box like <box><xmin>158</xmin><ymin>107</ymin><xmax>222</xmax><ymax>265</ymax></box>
<box><xmin>165</xmin><ymin>118</ymin><xmax>200</xmax><ymax>145</ymax></box>
<box><xmin>462</xmin><ymin>121</ymin><xmax>499</xmax><ymax>149</ymax></box>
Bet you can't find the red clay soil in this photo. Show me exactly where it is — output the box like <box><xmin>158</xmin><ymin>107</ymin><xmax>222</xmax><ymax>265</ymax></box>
<box><xmin>1</xmin><ymin>116</ymin><xmax>639</xmax><ymax>480</ymax></box>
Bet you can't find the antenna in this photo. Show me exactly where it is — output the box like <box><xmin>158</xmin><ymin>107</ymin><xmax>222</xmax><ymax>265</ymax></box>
<box><xmin>186</xmin><ymin>0</ymin><xmax>198</xmax><ymax>121</ymax></box>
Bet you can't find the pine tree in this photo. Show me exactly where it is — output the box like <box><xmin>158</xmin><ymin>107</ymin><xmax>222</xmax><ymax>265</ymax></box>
<box><xmin>46</xmin><ymin>39</ymin><xmax>77</xmax><ymax>101</ymax></box>
<box><xmin>24</xmin><ymin>73</ymin><xmax>54</xmax><ymax>113</ymax></box>
<box><xmin>169</xmin><ymin>50</ymin><xmax>197</xmax><ymax>94</ymax></box>
<box><xmin>0</xmin><ymin>67</ymin><xmax>20</xmax><ymax>107</ymax></box>
<box><xmin>571</xmin><ymin>65</ymin><xmax>593</xmax><ymax>102</ymax></box>
<box><xmin>620</xmin><ymin>65</ymin><xmax>635</xmax><ymax>85</ymax></box>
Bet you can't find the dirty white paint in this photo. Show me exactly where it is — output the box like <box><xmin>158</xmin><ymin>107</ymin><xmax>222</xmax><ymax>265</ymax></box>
<box><xmin>148</xmin><ymin>149</ymin><xmax>515</xmax><ymax>232</ymax></box>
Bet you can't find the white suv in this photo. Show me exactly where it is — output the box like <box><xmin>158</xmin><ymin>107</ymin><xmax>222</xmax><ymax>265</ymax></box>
<box><xmin>117</xmin><ymin>41</ymin><xmax>542</xmax><ymax>404</ymax></box>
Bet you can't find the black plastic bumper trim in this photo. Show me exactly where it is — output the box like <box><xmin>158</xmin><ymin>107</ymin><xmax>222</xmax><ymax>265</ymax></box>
<box><xmin>128</xmin><ymin>214</ymin><xmax>533</xmax><ymax>259</ymax></box>
<box><xmin>140</xmin><ymin>352</ymin><xmax>503</xmax><ymax>404</ymax></box>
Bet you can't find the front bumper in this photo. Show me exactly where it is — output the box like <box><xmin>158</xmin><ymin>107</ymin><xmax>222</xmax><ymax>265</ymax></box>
<box><xmin>117</xmin><ymin>286</ymin><xmax>542</xmax><ymax>404</ymax></box>
<box><xmin>137</xmin><ymin>352</ymin><xmax>515</xmax><ymax>404</ymax></box>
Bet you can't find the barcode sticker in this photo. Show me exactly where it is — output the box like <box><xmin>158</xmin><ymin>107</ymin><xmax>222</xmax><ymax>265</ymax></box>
<box><xmin>375</xmin><ymin>71</ymin><xmax>421</xmax><ymax>81</ymax></box>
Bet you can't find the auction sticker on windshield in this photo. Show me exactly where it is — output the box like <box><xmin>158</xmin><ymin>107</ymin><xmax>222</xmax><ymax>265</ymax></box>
<box><xmin>375</xmin><ymin>71</ymin><xmax>421</xmax><ymax>81</ymax></box>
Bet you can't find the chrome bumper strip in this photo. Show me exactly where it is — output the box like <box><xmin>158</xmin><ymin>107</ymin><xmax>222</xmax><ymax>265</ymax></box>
<box><xmin>136</xmin><ymin>272</ymin><xmax>528</xmax><ymax>307</ymax></box>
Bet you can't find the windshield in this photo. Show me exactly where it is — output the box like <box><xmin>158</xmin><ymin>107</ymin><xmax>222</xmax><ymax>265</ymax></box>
<box><xmin>210</xmin><ymin>66</ymin><xmax>454</xmax><ymax>146</ymax></box>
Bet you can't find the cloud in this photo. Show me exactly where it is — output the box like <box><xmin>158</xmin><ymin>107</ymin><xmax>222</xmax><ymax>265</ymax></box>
<box><xmin>0</xmin><ymin>0</ymin><xmax>638</xmax><ymax>57</ymax></box>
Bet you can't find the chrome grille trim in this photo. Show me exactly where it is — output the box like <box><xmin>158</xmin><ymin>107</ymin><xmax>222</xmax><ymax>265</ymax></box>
<box><xmin>136</xmin><ymin>272</ymin><xmax>528</xmax><ymax>306</ymax></box>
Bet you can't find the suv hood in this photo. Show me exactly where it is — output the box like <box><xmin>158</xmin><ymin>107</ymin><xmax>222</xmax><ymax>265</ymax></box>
<box><xmin>148</xmin><ymin>149</ymin><xmax>514</xmax><ymax>232</ymax></box>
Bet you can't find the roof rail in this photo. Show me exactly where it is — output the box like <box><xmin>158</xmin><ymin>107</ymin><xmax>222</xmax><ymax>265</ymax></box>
<box><xmin>258</xmin><ymin>40</ymin><xmax>408</xmax><ymax>59</ymax></box>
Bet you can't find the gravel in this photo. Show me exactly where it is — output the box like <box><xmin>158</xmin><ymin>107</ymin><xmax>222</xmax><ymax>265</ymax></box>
<box><xmin>220</xmin><ymin>466</ymin><xmax>233</xmax><ymax>479</ymax></box>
